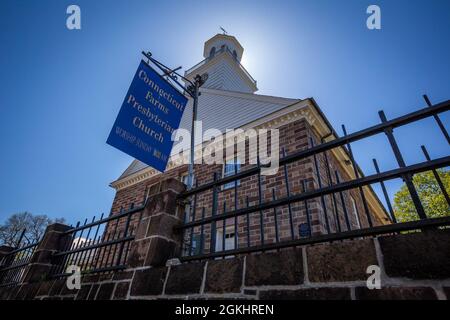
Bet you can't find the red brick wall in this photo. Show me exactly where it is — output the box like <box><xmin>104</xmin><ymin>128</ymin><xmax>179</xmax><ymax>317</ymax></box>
<box><xmin>107</xmin><ymin>118</ymin><xmax>386</xmax><ymax>254</ymax></box>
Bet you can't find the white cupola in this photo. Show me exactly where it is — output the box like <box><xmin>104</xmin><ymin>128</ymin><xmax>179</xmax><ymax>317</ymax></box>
<box><xmin>185</xmin><ymin>34</ymin><xmax>258</xmax><ymax>93</ymax></box>
<box><xmin>203</xmin><ymin>34</ymin><xmax>244</xmax><ymax>61</ymax></box>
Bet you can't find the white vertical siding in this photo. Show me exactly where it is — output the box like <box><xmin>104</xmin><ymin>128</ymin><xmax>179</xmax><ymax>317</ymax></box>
<box><xmin>201</xmin><ymin>58</ymin><xmax>255</xmax><ymax>93</ymax></box>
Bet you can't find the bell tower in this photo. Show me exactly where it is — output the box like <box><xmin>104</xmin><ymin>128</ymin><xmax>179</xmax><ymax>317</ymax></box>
<box><xmin>185</xmin><ymin>34</ymin><xmax>258</xmax><ymax>93</ymax></box>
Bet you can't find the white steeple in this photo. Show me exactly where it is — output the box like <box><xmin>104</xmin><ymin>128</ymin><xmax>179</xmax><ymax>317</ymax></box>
<box><xmin>185</xmin><ymin>34</ymin><xmax>257</xmax><ymax>93</ymax></box>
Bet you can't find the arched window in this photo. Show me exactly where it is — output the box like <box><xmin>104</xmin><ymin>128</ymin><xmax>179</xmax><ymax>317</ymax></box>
<box><xmin>209</xmin><ymin>47</ymin><xmax>216</xmax><ymax>58</ymax></box>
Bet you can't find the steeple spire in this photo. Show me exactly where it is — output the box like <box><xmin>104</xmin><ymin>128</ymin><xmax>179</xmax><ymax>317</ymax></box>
<box><xmin>219</xmin><ymin>26</ymin><xmax>228</xmax><ymax>35</ymax></box>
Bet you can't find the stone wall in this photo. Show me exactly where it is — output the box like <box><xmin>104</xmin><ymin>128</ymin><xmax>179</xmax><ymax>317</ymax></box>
<box><xmin>1</xmin><ymin>228</ymin><xmax>449</xmax><ymax>300</ymax></box>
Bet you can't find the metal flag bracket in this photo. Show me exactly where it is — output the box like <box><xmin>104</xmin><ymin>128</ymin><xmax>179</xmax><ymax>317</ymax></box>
<box><xmin>140</xmin><ymin>51</ymin><xmax>208</xmax><ymax>189</ymax></box>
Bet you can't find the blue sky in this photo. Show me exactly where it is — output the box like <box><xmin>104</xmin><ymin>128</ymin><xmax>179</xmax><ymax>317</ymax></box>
<box><xmin>0</xmin><ymin>0</ymin><xmax>449</xmax><ymax>225</ymax></box>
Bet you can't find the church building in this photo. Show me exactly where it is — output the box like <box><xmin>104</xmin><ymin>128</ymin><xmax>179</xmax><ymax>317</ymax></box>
<box><xmin>108</xmin><ymin>34</ymin><xmax>390</xmax><ymax>256</ymax></box>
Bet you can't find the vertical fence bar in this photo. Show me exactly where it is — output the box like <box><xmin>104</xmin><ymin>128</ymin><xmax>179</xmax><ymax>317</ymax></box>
<box><xmin>181</xmin><ymin>208</ymin><xmax>187</xmax><ymax>255</ymax></box>
<box><xmin>222</xmin><ymin>202</ymin><xmax>226</xmax><ymax>253</ymax></box>
<box><xmin>272</xmin><ymin>189</ymin><xmax>280</xmax><ymax>243</ymax></box>
<box><xmin>310</xmin><ymin>138</ymin><xmax>331</xmax><ymax>234</ymax></box>
<box><xmin>101</xmin><ymin>231</ymin><xmax>115</xmax><ymax>269</ymax></box>
<box><xmin>210</xmin><ymin>172</ymin><xmax>219</xmax><ymax>254</ymax></box>
<box><xmin>116</xmin><ymin>212</ymin><xmax>132</xmax><ymax>265</ymax></box>
<box><xmin>234</xmin><ymin>161</ymin><xmax>239</xmax><ymax>250</ymax></box>
<box><xmin>379</xmin><ymin>110</ymin><xmax>427</xmax><ymax>219</ymax></box>
<box><xmin>105</xmin><ymin>225</ymin><xmax>120</xmax><ymax>267</ymax></box>
<box><xmin>423</xmin><ymin>95</ymin><xmax>450</xmax><ymax>144</ymax></box>
<box><xmin>335</xmin><ymin>171</ymin><xmax>352</xmax><ymax>231</ymax></box>
<box><xmin>78</xmin><ymin>216</ymin><xmax>96</xmax><ymax>271</ymax></box>
<box><xmin>189</xmin><ymin>181</ymin><xmax>198</xmax><ymax>256</ymax></box>
<box><xmin>5</xmin><ymin>240</ymin><xmax>18</xmax><ymax>284</ymax></box>
<box><xmin>92</xmin><ymin>236</ymin><xmax>102</xmax><ymax>270</ymax></box>
<box><xmin>342</xmin><ymin>125</ymin><xmax>373</xmax><ymax>227</ymax></box>
<box><xmin>421</xmin><ymin>145</ymin><xmax>450</xmax><ymax>206</ymax></box>
<box><xmin>199</xmin><ymin>207</ymin><xmax>205</xmax><ymax>255</ymax></box>
<box><xmin>110</xmin><ymin>224</ymin><xmax>122</xmax><ymax>266</ymax></box>
<box><xmin>301</xmin><ymin>180</ymin><xmax>312</xmax><ymax>237</ymax></box>
<box><xmin>110</xmin><ymin>202</ymin><xmax>134</xmax><ymax>266</ymax></box>
<box><xmin>257</xmin><ymin>156</ymin><xmax>265</xmax><ymax>246</ymax></box>
<box><xmin>122</xmin><ymin>238</ymin><xmax>132</xmax><ymax>263</ymax></box>
<box><xmin>282</xmin><ymin>148</ymin><xmax>295</xmax><ymax>239</ymax></box>
<box><xmin>10</xmin><ymin>246</ymin><xmax>22</xmax><ymax>284</ymax></box>
<box><xmin>323</xmin><ymin>150</ymin><xmax>341</xmax><ymax>232</ymax></box>
<box><xmin>72</xmin><ymin>219</ymin><xmax>88</xmax><ymax>269</ymax></box>
<box><xmin>372</xmin><ymin>159</ymin><xmax>397</xmax><ymax>223</ymax></box>
<box><xmin>57</xmin><ymin>221</ymin><xmax>79</xmax><ymax>276</ymax></box>
<box><xmin>98</xmin><ymin>221</ymin><xmax>116</xmax><ymax>269</ymax></box>
<box><xmin>88</xmin><ymin>214</ymin><xmax>104</xmax><ymax>272</ymax></box>
<box><xmin>16</xmin><ymin>229</ymin><xmax>26</xmax><ymax>248</ymax></box>
<box><xmin>246</xmin><ymin>196</ymin><xmax>250</xmax><ymax>248</ymax></box>
<box><xmin>92</xmin><ymin>236</ymin><xmax>102</xmax><ymax>271</ymax></box>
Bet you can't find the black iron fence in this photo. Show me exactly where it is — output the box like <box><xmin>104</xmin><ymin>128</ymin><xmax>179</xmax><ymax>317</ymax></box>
<box><xmin>0</xmin><ymin>230</ymin><xmax>40</xmax><ymax>287</ymax></box>
<box><xmin>177</xmin><ymin>96</ymin><xmax>450</xmax><ymax>261</ymax></box>
<box><xmin>50</xmin><ymin>202</ymin><xmax>145</xmax><ymax>278</ymax></box>
<box><xmin>0</xmin><ymin>203</ymin><xmax>148</xmax><ymax>285</ymax></box>
<box><xmin>1</xmin><ymin>97</ymin><xmax>448</xmax><ymax>285</ymax></box>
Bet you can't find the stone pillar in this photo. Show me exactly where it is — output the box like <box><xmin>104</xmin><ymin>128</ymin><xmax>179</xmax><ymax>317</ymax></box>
<box><xmin>0</xmin><ymin>245</ymin><xmax>15</xmax><ymax>284</ymax></box>
<box><xmin>0</xmin><ymin>245</ymin><xmax>15</xmax><ymax>266</ymax></box>
<box><xmin>22</xmin><ymin>223</ymin><xmax>72</xmax><ymax>283</ymax></box>
<box><xmin>127</xmin><ymin>178</ymin><xmax>186</xmax><ymax>268</ymax></box>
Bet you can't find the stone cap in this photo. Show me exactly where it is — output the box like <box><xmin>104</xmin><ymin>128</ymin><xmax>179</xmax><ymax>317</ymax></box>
<box><xmin>45</xmin><ymin>223</ymin><xmax>72</xmax><ymax>233</ymax></box>
<box><xmin>0</xmin><ymin>245</ymin><xmax>15</xmax><ymax>255</ymax></box>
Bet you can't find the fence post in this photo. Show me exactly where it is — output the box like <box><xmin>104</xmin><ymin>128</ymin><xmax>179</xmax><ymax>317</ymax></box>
<box><xmin>127</xmin><ymin>178</ymin><xmax>186</xmax><ymax>268</ymax></box>
<box><xmin>21</xmin><ymin>223</ymin><xmax>72</xmax><ymax>283</ymax></box>
<box><xmin>0</xmin><ymin>245</ymin><xmax>15</xmax><ymax>262</ymax></box>
<box><xmin>0</xmin><ymin>245</ymin><xmax>15</xmax><ymax>274</ymax></box>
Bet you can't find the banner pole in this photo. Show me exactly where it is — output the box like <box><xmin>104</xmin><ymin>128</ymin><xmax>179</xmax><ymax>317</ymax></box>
<box><xmin>187</xmin><ymin>76</ymin><xmax>200</xmax><ymax>190</ymax></box>
<box><xmin>187</xmin><ymin>73</ymin><xmax>208</xmax><ymax>189</ymax></box>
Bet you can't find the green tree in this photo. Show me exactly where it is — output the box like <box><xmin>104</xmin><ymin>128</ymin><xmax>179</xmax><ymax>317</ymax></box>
<box><xmin>394</xmin><ymin>169</ymin><xmax>450</xmax><ymax>222</ymax></box>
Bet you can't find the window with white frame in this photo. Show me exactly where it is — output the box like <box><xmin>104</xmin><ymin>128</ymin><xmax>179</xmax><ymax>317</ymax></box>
<box><xmin>351</xmin><ymin>196</ymin><xmax>361</xmax><ymax>229</ymax></box>
<box><xmin>222</xmin><ymin>158</ymin><xmax>241</xmax><ymax>190</ymax></box>
<box><xmin>215</xmin><ymin>225</ymin><xmax>237</xmax><ymax>252</ymax></box>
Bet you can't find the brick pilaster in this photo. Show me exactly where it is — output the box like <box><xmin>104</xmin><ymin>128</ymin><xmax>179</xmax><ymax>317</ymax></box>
<box><xmin>127</xmin><ymin>178</ymin><xmax>186</xmax><ymax>267</ymax></box>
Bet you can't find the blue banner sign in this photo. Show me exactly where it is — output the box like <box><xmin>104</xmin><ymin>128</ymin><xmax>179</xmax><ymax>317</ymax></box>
<box><xmin>107</xmin><ymin>60</ymin><xmax>188</xmax><ymax>172</ymax></box>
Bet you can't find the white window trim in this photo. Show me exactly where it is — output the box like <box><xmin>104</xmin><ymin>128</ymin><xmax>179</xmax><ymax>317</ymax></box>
<box><xmin>215</xmin><ymin>225</ymin><xmax>237</xmax><ymax>252</ymax></box>
<box><xmin>222</xmin><ymin>158</ymin><xmax>241</xmax><ymax>190</ymax></box>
